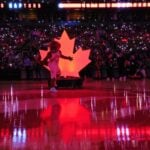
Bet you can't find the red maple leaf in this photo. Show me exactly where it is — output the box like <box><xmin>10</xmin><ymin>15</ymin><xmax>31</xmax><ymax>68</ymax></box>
<box><xmin>39</xmin><ymin>30</ymin><xmax>91</xmax><ymax>77</ymax></box>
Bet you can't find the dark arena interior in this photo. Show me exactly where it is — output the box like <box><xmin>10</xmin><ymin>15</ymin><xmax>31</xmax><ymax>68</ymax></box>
<box><xmin>0</xmin><ymin>0</ymin><xmax>150</xmax><ymax>150</ymax></box>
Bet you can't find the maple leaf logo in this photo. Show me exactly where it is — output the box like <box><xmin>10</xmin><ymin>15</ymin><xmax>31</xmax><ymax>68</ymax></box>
<box><xmin>39</xmin><ymin>30</ymin><xmax>91</xmax><ymax>77</ymax></box>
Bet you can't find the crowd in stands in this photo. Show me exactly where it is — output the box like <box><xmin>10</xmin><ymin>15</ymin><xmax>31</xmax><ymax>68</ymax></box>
<box><xmin>0</xmin><ymin>17</ymin><xmax>150</xmax><ymax>80</ymax></box>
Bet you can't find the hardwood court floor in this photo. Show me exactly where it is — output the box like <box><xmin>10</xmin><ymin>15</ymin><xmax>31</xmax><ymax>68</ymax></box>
<box><xmin>0</xmin><ymin>79</ymin><xmax>150</xmax><ymax>150</ymax></box>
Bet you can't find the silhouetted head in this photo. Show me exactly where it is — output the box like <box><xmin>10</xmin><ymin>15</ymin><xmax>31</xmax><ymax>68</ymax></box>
<box><xmin>49</xmin><ymin>40</ymin><xmax>61</xmax><ymax>51</ymax></box>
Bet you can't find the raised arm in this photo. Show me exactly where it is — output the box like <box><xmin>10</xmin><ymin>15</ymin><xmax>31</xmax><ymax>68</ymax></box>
<box><xmin>60</xmin><ymin>51</ymin><xmax>73</xmax><ymax>61</ymax></box>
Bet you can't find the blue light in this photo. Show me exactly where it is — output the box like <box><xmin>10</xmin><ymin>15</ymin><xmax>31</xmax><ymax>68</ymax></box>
<box><xmin>18</xmin><ymin>3</ymin><xmax>22</xmax><ymax>8</ymax></box>
<box><xmin>8</xmin><ymin>2</ymin><xmax>23</xmax><ymax>9</ymax></box>
<box><xmin>58</xmin><ymin>3</ymin><xmax>63</xmax><ymax>8</ymax></box>
<box><xmin>14</xmin><ymin>3</ymin><xmax>17</xmax><ymax>9</ymax></box>
<box><xmin>8</xmin><ymin>2</ymin><xmax>13</xmax><ymax>9</ymax></box>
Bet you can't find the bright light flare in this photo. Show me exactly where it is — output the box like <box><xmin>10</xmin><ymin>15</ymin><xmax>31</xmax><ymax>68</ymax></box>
<box><xmin>58</xmin><ymin>2</ymin><xmax>150</xmax><ymax>9</ymax></box>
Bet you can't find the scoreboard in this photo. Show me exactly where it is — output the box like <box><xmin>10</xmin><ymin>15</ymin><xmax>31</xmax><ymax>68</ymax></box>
<box><xmin>0</xmin><ymin>0</ymin><xmax>150</xmax><ymax>9</ymax></box>
<box><xmin>58</xmin><ymin>0</ymin><xmax>150</xmax><ymax>9</ymax></box>
<box><xmin>60</xmin><ymin>0</ymin><xmax>150</xmax><ymax>2</ymax></box>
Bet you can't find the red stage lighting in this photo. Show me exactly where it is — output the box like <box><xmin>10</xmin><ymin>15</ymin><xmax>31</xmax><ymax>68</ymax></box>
<box><xmin>0</xmin><ymin>3</ymin><xmax>4</xmax><ymax>8</ymax></box>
